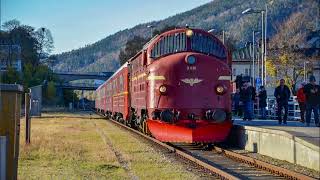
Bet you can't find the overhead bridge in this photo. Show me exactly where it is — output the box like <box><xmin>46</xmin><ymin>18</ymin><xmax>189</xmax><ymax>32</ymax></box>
<box><xmin>54</xmin><ymin>72</ymin><xmax>113</xmax><ymax>82</ymax></box>
<box><xmin>56</xmin><ymin>83</ymin><xmax>99</xmax><ymax>91</ymax></box>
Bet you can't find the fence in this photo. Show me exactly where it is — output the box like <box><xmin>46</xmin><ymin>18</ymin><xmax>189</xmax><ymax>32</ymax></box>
<box><xmin>234</xmin><ymin>96</ymin><xmax>302</xmax><ymax>120</ymax></box>
<box><xmin>0</xmin><ymin>84</ymin><xmax>23</xmax><ymax>180</ymax></box>
<box><xmin>263</xmin><ymin>96</ymin><xmax>300</xmax><ymax>120</ymax></box>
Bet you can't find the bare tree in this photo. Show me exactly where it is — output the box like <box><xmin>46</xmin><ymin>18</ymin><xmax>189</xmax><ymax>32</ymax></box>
<box><xmin>34</xmin><ymin>27</ymin><xmax>54</xmax><ymax>57</ymax></box>
<box><xmin>267</xmin><ymin>8</ymin><xmax>317</xmax><ymax>92</ymax></box>
<box><xmin>2</xmin><ymin>19</ymin><xmax>21</xmax><ymax>31</ymax></box>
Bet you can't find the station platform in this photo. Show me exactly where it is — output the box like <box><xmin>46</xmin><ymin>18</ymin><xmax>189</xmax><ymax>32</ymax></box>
<box><xmin>229</xmin><ymin>118</ymin><xmax>320</xmax><ymax>171</ymax></box>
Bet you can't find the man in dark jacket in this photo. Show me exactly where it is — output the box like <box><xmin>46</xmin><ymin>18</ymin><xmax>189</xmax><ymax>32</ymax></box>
<box><xmin>274</xmin><ymin>79</ymin><xmax>291</xmax><ymax>124</ymax></box>
<box><xmin>240</xmin><ymin>82</ymin><xmax>254</xmax><ymax>121</ymax></box>
<box><xmin>303</xmin><ymin>75</ymin><xmax>320</xmax><ymax>127</ymax></box>
<box><xmin>233</xmin><ymin>89</ymin><xmax>242</xmax><ymax>116</ymax></box>
<box><xmin>258</xmin><ymin>86</ymin><xmax>267</xmax><ymax>119</ymax></box>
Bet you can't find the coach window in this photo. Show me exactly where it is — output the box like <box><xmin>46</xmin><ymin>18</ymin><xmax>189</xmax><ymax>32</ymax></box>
<box><xmin>119</xmin><ymin>75</ymin><xmax>124</xmax><ymax>91</ymax></box>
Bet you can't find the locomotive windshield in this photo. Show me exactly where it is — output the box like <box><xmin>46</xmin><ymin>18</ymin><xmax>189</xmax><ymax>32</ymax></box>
<box><xmin>150</xmin><ymin>32</ymin><xmax>187</xmax><ymax>58</ymax></box>
<box><xmin>191</xmin><ymin>32</ymin><xmax>226</xmax><ymax>59</ymax></box>
<box><xmin>150</xmin><ymin>29</ymin><xmax>226</xmax><ymax>59</ymax></box>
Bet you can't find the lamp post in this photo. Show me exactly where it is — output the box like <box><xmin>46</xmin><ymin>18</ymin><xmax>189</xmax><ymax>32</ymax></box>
<box><xmin>304</xmin><ymin>61</ymin><xmax>310</xmax><ymax>82</ymax></box>
<box><xmin>147</xmin><ymin>25</ymin><xmax>154</xmax><ymax>38</ymax></box>
<box><xmin>208</xmin><ymin>28</ymin><xmax>225</xmax><ymax>44</ymax></box>
<box><xmin>252</xmin><ymin>31</ymin><xmax>260</xmax><ymax>87</ymax></box>
<box><xmin>242</xmin><ymin>5</ymin><xmax>268</xmax><ymax>85</ymax></box>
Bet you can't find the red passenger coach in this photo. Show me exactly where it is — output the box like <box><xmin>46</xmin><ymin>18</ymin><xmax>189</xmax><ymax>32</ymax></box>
<box><xmin>96</xmin><ymin>28</ymin><xmax>233</xmax><ymax>143</ymax></box>
<box><xmin>96</xmin><ymin>63</ymin><xmax>129</xmax><ymax>122</ymax></box>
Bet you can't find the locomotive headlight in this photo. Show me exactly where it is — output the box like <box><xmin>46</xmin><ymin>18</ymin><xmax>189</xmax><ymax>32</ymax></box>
<box><xmin>215</xmin><ymin>85</ymin><xmax>226</xmax><ymax>95</ymax></box>
<box><xmin>186</xmin><ymin>55</ymin><xmax>196</xmax><ymax>65</ymax></box>
<box><xmin>186</xmin><ymin>29</ymin><xmax>193</xmax><ymax>37</ymax></box>
<box><xmin>159</xmin><ymin>85</ymin><xmax>167</xmax><ymax>94</ymax></box>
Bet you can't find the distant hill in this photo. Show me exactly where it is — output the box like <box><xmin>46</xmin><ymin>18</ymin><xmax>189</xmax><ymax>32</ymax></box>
<box><xmin>52</xmin><ymin>0</ymin><xmax>318</xmax><ymax>73</ymax></box>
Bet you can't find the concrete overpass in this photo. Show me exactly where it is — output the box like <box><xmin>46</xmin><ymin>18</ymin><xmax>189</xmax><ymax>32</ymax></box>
<box><xmin>56</xmin><ymin>83</ymin><xmax>99</xmax><ymax>91</ymax></box>
<box><xmin>54</xmin><ymin>72</ymin><xmax>113</xmax><ymax>82</ymax></box>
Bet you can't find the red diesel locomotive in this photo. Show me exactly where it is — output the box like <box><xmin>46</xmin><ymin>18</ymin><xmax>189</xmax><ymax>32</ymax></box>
<box><xmin>95</xmin><ymin>28</ymin><xmax>232</xmax><ymax>143</ymax></box>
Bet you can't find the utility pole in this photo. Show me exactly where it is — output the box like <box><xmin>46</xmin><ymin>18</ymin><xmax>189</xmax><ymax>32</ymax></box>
<box><xmin>25</xmin><ymin>92</ymin><xmax>31</xmax><ymax>144</ymax></box>
<box><xmin>222</xmin><ymin>30</ymin><xmax>225</xmax><ymax>45</ymax></box>
<box><xmin>252</xmin><ymin>31</ymin><xmax>255</xmax><ymax>87</ymax></box>
<box><xmin>242</xmin><ymin>6</ymin><xmax>268</xmax><ymax>86</ymax></box>
<box><xmin>147</xmin><ymin>25</ymin><xmax>154</xmax><ymax>38</ymax></box>
<box><xmin>264</xmin><ymin>4</ymin><xmax>268</xmax><ymax>86</ymax></box>
<box><xmin>261</xmin><ymin>10</ymin><xmax>265</xmax><ymax>86</ymax></box>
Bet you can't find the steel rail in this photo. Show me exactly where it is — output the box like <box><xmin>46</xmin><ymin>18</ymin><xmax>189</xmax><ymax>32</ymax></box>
<box><xmin>97</xmin><ymin>113</ymin><xmax>239</xmax><ymax>180</ymax></box>
<box><xmin>213</xmin><ymin>146</ymin><xmax>316</xmax><ymax>180</ymax></box>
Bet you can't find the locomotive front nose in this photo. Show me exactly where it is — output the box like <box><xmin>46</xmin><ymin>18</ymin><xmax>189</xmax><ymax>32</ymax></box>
<box><xmin>148</xmin><ymin>52</ymin><xmax>231</xmax><ymax>122</ymax></box>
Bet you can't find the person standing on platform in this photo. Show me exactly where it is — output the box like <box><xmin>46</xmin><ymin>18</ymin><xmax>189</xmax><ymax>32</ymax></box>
<box><xmin>240</xmin><ymin>82</ymin><xmax>254</xmax><ymax>121</ymax></box>
<box><xmin>274</xmin><ymin>79</ymin><xmax>291</xmax><ymax>124</ymax></box>
<box><xmin>303</xmin><ymin>75</ymin><xmax>320</xmax><ymax>127</ymax></box>
<box><xmin>249</xmin><ymin>82</ymin><xmax>256</xmax><ymax>119</ymax></box>
<box><xmin>258</xmin><ymin>86</ymin><xmax>267</xmax><ymax>119</ymax></box>
<box><xmin>296</xmin><ymin>83</ymin><xmax>306</xmax><ymax>123</ymax></box>
<box><xmin>233</xmin><ymin>89</ymin><xmax>242</xmax><ymax>117</ymax></box>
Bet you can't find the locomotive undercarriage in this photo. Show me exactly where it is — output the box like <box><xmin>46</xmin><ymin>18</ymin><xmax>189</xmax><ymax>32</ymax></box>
<box><xmin>108</xmin><ymin>107</ymin><xmax>150</xmax><ymax>134</ymax></box>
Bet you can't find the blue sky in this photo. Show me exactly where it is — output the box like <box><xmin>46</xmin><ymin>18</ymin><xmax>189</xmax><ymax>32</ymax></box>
<box><xmin>1</xmin><ymin>0</ymin><xmax>212</xmax><ymax>54</ymax></box>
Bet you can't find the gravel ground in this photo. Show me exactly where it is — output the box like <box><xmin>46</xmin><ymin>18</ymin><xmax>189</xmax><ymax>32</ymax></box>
<box><xmin>230</xmin><ymin>148</ymin><xmax>320</xmax><ymax>179</ymax></box>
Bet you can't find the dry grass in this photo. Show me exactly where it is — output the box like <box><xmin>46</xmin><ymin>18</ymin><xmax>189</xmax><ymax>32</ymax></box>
<box><xmin>19</xmin><ymin>112</ymin><xmax>127</xmax><ymax>179</ymax></box>
<box><xmin>95</xmin><ymin>120</ymin><xmax>199</xmax><ymax>180</ymax></box>
<box><xmin>18</xmin><ymin>112</ymin><xmax>200</xmax><ymax>180</ymax></box>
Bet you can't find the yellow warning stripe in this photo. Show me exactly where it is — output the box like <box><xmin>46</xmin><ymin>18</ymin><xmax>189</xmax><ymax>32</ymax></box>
<box><xmin>113</xmin><ymin>91</ymin><xmax>129</xmax><ymax>97</ymax></box>
<box><xmin>132</xmin><ymin>73</ymin><xmax>147</xmax><ymax>81</ymax></box>
<box><xmin>147</xmin><ymin>75</ymin><xmax>166</xmax><ymax>81</ymax></box>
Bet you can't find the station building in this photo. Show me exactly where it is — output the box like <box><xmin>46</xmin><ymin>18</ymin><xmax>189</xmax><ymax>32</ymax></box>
<box><xmin>0</xmin><ymin>44</ymin><xmax>22</xmax><ymax>72</ymax></box>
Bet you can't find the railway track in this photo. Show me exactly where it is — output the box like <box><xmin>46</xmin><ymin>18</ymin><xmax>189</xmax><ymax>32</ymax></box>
<box><xmin>96</xmin><ymin>112</ymin><xmax>316</xmax><ymax>180</ymax></box>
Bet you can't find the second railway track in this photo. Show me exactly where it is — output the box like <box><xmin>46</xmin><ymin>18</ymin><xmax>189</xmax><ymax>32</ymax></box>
<box><xmin>96</xmin><ymin>112</ymin><xmax>316</xmax><ymax>180</ymax></box>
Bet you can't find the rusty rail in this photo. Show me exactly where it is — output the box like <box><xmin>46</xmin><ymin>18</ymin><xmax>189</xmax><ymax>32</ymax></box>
<box><xmin>99</xmin><ymin>113</ymin><xmax>239</xmax><ymax>180</ymax></box>
<box><xmin>213</xmin><ymin>146</ymin><xmax>316</xmax><ymax>180</ymax></box>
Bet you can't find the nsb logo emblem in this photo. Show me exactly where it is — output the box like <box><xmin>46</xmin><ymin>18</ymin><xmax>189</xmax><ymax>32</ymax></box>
<box><xmin>181</xmin><ymin>78</ymin><xmax>203</xmax><ymax>86</ymax></box>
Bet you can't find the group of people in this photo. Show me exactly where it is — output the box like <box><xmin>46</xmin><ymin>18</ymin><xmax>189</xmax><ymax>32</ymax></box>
<box><xmin>233</xmin><ymin>75</ymin><xmax>320</xmax><ymax>127</ymax></box>
<box><xmin>296</xmin><ymin>75</ymin><xmax>320</xmax><ymax>126</ymax></box>
<box><xmin>233</xmin><ymin>82</ymin><xmax>267</xmax><ymax>121</ymax></box>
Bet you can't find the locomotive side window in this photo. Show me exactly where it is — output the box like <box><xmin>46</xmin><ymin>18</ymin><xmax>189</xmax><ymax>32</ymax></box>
<box><xmin>191</xmin><ymin>32</ymin><xmax>226</xmax><ymax>59</ymax></box>
<box><xmin>150</xmin><ymin>32</ymin><xmax>187</xmax><ymax>59</ymax></box>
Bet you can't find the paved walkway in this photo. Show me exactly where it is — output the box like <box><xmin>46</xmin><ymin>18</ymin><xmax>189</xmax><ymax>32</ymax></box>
<box><xmin>233</xmin><ymin>118</ymin><xmax>320</xmax><ymax>147</ymax></box>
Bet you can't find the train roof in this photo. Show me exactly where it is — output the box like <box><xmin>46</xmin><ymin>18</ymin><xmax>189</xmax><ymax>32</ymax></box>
<box><xmin>96</xmin><ymin>62</ymin><xmax>128</xmax><ymax>91</ymax></box>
